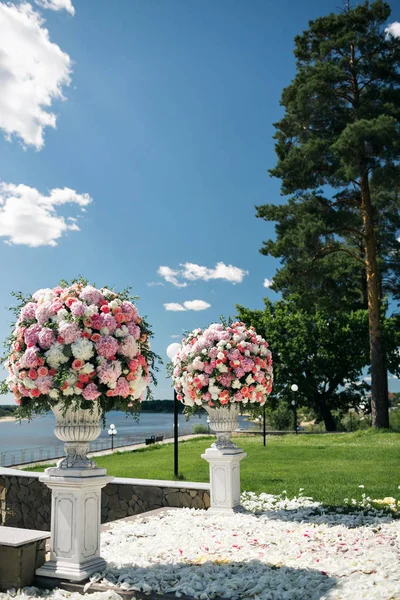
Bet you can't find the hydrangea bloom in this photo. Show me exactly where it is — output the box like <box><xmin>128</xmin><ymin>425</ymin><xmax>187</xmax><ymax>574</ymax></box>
<box><xmin>3</xmin><ymin>281</ymin><xmax>156</xmax><ymax>418</ymax></box>
<box><xmin>172</xmin><ymin>322</ymin><xmax>273</xmax><ymax>408</ymax></box>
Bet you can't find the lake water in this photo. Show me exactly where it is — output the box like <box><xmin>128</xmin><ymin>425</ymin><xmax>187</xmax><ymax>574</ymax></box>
<box><xmin>0</xmin><ymin>411</ymin><xmax>253</xmax><ymax>466</ymax></box>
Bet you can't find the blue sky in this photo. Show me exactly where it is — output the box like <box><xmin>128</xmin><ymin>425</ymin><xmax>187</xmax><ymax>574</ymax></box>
<box><xmin>0</xmin><ymin>0</ymin><xmax>399</xmax><ymax>403</ymax></box>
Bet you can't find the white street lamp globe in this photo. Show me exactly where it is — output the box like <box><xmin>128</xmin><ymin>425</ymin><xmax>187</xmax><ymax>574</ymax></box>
<box><xmin>291</xmin><ymin>384</ymin><xmax>299</xmax><ymax>392</ymax></box>
<box><xmin>166</xmin><ymin>343</ymin><xmax>181</xmax><ymax>361</ymax></box>
<box><xmin>110</xmin><ymin>424</ymin><xmax>115</xmax><ymax>430</ymax></box>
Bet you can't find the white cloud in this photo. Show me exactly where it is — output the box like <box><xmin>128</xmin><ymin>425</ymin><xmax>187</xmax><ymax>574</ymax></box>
<box><xmin>183</xmin><ymin>300</ymin><xmax>211</xmax><ymax>311</ymax></box>
<box><xmin>263</xmin><ymin>278</ymin><xmax>273</xmax><ymax>288</ymax></box>
<box><xmin>147</xmin><ymin>282</ymin><xmax>164</xmax><ymax>287</ymax></box>
<box><xmin>385</xmin><ymin>22</ymin><xmax>400</xmax><ymax>38</ymax></box>
<box><xmin>164</xmin><ymin>300</ymin><xmax>211</xmax><ymax>312</ymax></box>
<box><xmin>171</xmin><ymin>334</ymin><xmax>181</xmax><ymax>339</ymax></box>
<box><xmin>0</xmin><ymin>2</ymin><xmax>72</xmax><ymax>149</ymax></box>
<box><xmin>158</xmin><ymin>266</ymin><xmax>187</xmax><ymax>288</ymax></box>
<box><xmin>34</xmin><ymin>0</ymin><xmax>75</xmax><ymax>15</ymax></box>
<box><xmin>0</xmin><ymin>182</ymin><xmax>92</xmax><ymax>247</ymax></box>
<box><xmin>182</xmin><ymin>262</ymin><xmax>247</xmax><ymax>284</ymax></box>
<box><xmin>158</xmin><ymin>262</ymin><xmax>248</xmax><ymax>286</ymax></box>
<box><xmin>164</xmin><ymin>303</ymin><xmax>187</xmax><ymax>312</ymax></box>
<box><xmin>363</xmin><ymin>376</ymin><xmax>372</xmax><ymax>382</ymax></box>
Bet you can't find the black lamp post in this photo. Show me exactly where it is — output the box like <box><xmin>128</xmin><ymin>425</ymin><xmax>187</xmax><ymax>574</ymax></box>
<box><xmin>167</xmin><ymin>343</ymin><xmax>182</xmax><ymax>479</ymax></box>
<box><xmin>108</xmin><ymin>423</ymin><xmax>117</xmax><ymax>450</ymax></box>
<box><xmin>291</xmin><ymin>384</ymin><xmax>298</xmax><ymax>434</ymax></box>
<box><xmin>263</xmin><ymin>404</ymin><xmax>266</xmax><ymax>446</ymax></box>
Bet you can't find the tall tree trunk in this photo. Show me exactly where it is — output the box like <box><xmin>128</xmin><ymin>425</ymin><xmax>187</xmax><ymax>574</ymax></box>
<box><xmin>319</xmin><ymin>399</ymin><xmax>337</xmax><ymax>432</ymax></box>
<box><xmin>360</xmin><ymin>175</ymin><xmax>389</xmax><ymax>428</ymax></box>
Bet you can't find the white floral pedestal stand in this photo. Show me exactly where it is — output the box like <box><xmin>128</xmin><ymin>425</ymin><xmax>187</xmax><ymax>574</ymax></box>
<box><xmin>201</xmin><ymin>405</ymin><xmax>246</xmax><ymax>513</ymax></box>
<box><xmin>36</xmin><ymin>403</ymin><xmax>113</xmax><ymax>582</ymax></box>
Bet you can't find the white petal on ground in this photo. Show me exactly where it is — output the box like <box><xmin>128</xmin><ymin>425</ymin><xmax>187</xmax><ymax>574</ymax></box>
<box><xmin>2</xmin><ymin>493</ymin><xmax>399</xmax><ymax>600</ymax></box>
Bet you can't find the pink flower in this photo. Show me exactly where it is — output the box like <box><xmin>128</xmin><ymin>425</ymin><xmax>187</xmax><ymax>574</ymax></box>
<box><xmin>70</xmin><ymin>300</ymin><xmax>85</xmax><ymax>318</ymax></box>
<box><xmin>37</xmin><ymin>366</ymin><xmax>48</xmax><ymax>377</ymax></box>
<box><xmin>121</xmin><ymin>301</ymin><xmax>138</xmax><ymax>322</ymax></box>
<box><xmin>118</xmin><ymin>335</ymin><xmax>138</xmax><ymax>359</ymax></box>
<box><xmin>38</xmin><ymin>327</ymin><xmax>56</xmax><ymax>350</ymax></box>
<box><xmin>20</xmin><ymin>346</ymin><xmax>40</xmax><ymax>369</ymax></box>
<box><xmin>36</xmin><ymin>376</ymin><xmax>53</xmax><ymax>395</ymax></box>
<box><xmin>72</xmin><ymin>359</ymin><xmax>84</xmax><ymax>370</ymax></box>
<box><xmin>20</xmin><ymin>302</ymin><xmax>36</xmax><ymax>322</ymax></box>
<box><xmin>235</xmin><ymin>368</ymin><xmax>245</xmax><ymax>378</ymax></box>
<box><xmin>79</xmin><ymin>286</ymin><xmax>104</xmax><ymax>306</ymax></box>
<box><xmin>114</xmin><ymin>377</ymin><xmax>130</xmax><ymax>398</ymax></box>
<box><xmin>203</xmin><ymin>363</ymin><xmax>214</xmax><ymax>375</ymax></box>
<box><xmin>35</xmin><ymin>302</ymin><xmax>52</xmax><ymax>326</ymax></box>
<box><xmin>30</xmin><ymin>389</ymin><xmax>40</xmax><ymax>398</ymax></box>
<box><xmin>28</xmin><ymin>369</ymin><xmax>38</xmax><ymax>380</ymax></box>
<box><xmin>82</xmin><ymin>383</ymin><xmax>101</xmax><ymax>401</ymax></box>
<box><xmin>90</xmin><ymin>314</ymin><xmax>103</xmax><ymax>330</ymax></box>
<box><xmin>127</xmin><ymin>323</ymin><xmax>141</xmax><ymax>340</ymax></box>
<box><xmin>24</xmin><ymin>324</ymin><xmax>42</xmax><ymax>346</ymax></box>
<box><xmin>96</xmin><ymin>336</ymin><xmax>119</xmax><ymax>359</ymax></box>
<box><xmin>50</xmin><ymin>300</ymin><xmax>63</xmax><ymax>314</ymax></box>
<box><xmin>219</xmin><ymin>373</ymin><xmax>233</xmax><ymax>387</ymax></box>
<box><xmin>97</xmin><ymin>360</ymin><xmax>121</xmax><ymax>384</ymax></box>
<box><xmin>58</xmin><ymin>322</ymin><xmax>80</xmax><ymax>344</ymax></box>
<box><xmin>101</xmin><ymin>314</ymin><xmax>117</xmax><ymax>333</ymax></box>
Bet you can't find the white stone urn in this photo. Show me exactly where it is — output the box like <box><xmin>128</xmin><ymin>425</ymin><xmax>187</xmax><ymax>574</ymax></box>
<box><xmin>205</xmin><ymin>404</ymin><xmax>240</xmax><ymax>449</ymax></box>
<box><xmin>49</xmin><ymin>401</ymin><xmax>106</xmax><ymax>477</ymax></box>
<box><xmin>36</xmin><ymin>399</ymin><xmax>112</xmax><ymax>581</ymax></box>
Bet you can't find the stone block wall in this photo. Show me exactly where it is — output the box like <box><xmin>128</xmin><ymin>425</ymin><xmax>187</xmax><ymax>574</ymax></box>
<box><xmin>0</xmin><ymin>469</ymin><xmax>210</xmax><ymax>531</ymax></box>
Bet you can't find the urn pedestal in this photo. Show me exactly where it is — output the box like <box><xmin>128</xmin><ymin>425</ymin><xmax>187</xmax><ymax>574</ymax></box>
<box><xmin>201</xmin><ymin>405</ymin><xmax>246</xmax><ymax>513</ymax></box>
<box><xmin>36</xmin><ymin>402</ymin><xmax>113</xmax><ymax>581</ymax></box>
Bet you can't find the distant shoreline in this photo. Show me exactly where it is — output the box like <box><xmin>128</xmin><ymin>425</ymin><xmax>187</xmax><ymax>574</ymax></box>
<box><xmin>0</xmin><ymin>416</ymin><xmax>17</xmax><ymax>423</ymax></box>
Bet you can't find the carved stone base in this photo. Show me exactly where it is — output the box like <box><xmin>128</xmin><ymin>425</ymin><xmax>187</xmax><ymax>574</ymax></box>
<box><xmin>201</xmin><ymin>446</ymin><xmax>246</xmax><ymax>513</ymax></box>
<box><xmin>36</xmin><ymin>473</ymin><xmax>113</xmax><ymax>581</ymax></box>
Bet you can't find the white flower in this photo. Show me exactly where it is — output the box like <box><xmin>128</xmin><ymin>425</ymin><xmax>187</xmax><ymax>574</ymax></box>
<box><xmin>84</xmin><ymin>304</ymin><xmax>98</xmax><ymax>317</ymax></box>
<box><xmin>63</xmin><ymin>387</ymin><xmax>75</xmax><ymax>396</ymax></box>
<box><xmin>66</xmin><ymin>373</ymin><xmax>77</xmax><ymax>386</ymax></box>
<box><xmin>246</xmin><ymin>374</ymin><xmax>254</xmax><ymax>385</ymax></box>
<box><xmin>49</xmin><ymin>389</ymin><xmax>59</xmax><ymax>399</ymax></box>
<box><xmin>217</xmin><ymin>363</ymin><xmax>228</xmax><ymax>373</ymax></box>
<box><xmin>108</xmin><ymin>382</ymin><xmax>117</xmax><ymax>389</ymax></box>
<box><xmin>232</xmin><ymin>379</ymin><xmax>241</xmax><ymax>389</ymax></box>
<box><xmin>45</xmin><ymin>342</ymin><xmax>69</xmax><ymax>369</ymax></box>
<box><xmin>100</xmin><ymin>327</ymin><xmax>110</xmax><ymax>335</ymax></box>
<box><xmin>71</xmin><ymin>338</ymin><xmax>94</xmax><ymax>361</ymax></box>
<box><xmin>217</xmin><ymin>352</ymin><xmax>225</xmax><ymax>360</ymax></box>
<box><xmin>24</xmin><ymin>378</ymin><xmax>36</xmax><ymax>389</ymax></box>
<box><xmin>73</xmin><ymin>387</ymin><xmax>83</xmax><ymax>395</ymax></box>
<box><xmin>108</xmin><ymin>300</ymin><xmax>119</xmax><ymax>309</ymax></box>
<box><xmin>115</xmin><ymin>326</ymin><xmax>128</xmax><ymax>338</ymax></box>
<box><xmin>81</xmin><ymin>362</ymin><xmax>95</xmax><ymax>374</ymax></box>
<box><xmin>32</xmin><ymin>288</ymin><xmax>54</xmax><ymax>302</ymax></box>
<box><xmin>202</xmin><ymin>349</ymin><xmax>208</xmax><ymax>355</ymax></box>
<box><xmin>211</xmin><ymin>393</ymin><xmax>219</xmax><ymax>400</ymax></box>
<box><xmin>53</xmin><ymin>308</ymin><xmax>68</xmax><ymax>323</ymax></box>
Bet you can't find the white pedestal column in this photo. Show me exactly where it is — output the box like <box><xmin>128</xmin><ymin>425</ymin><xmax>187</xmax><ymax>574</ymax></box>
<box><xmin>201</xmin><ymin>446</ymin><xmax>246</xmax><ymax>513</ymax></box>
<box><xmin>36</xmin><ymin>470</ymin><xmax>113</xmax><ymax>581</ymax></box>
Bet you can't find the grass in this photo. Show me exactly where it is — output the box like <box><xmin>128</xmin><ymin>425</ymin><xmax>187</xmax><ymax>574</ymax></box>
<box><xmin>25</xmin><ymin>431</ymin><xmax>400</xmax><ymax>507</ymax></box>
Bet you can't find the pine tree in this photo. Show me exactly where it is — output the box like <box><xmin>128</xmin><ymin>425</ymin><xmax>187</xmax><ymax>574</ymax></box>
<box><xmin>262</xmin><ymin>1</ymin><xmax>400</xmax><ymax>427</ymax></box>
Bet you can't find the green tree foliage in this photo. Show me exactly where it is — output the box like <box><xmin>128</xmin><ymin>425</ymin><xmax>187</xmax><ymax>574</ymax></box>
<box><xmin>237</xmin><ymin>297</ymin><xmax>370</xmax><ymax>431</ymax></box>
<box><xmin>259</xmin><ymin>1</ymin><xmax>400</xmax><ymax>427</ymax></box>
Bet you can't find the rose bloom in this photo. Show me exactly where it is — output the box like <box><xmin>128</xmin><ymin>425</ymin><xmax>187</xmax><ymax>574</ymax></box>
<box><xmin>72</xmin><ymin>359</ymin><xmax>84</xmax><ymax>370</ymax></box>
<box><xmin>37</xmin><ymin>366</ymin><xmax>48</xmax><ymax>377</ymax></box>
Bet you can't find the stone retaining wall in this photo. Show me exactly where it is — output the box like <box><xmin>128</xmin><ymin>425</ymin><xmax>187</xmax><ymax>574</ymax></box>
<box><xmin>0</xmin><ymin>469</ymin><xmax>210</xmax><ymax>531</ymax></box>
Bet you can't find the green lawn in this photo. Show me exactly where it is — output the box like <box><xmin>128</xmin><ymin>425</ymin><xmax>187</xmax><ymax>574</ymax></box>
<box><xmin>26</xmin><ymin>431</ymin><xmax>400</xmax><ymax>507</ymax></box>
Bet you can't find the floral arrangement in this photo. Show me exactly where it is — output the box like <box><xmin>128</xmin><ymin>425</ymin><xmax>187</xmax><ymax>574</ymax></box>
<box><xmin>2</xmin><ymin>280</ymin><xmax>158</xmax><ymax>419</ymax></box>
<box><xmin>172</xmin><ymin>322</ymin><xmax>273</xmax><ymax>407</ymax></box>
